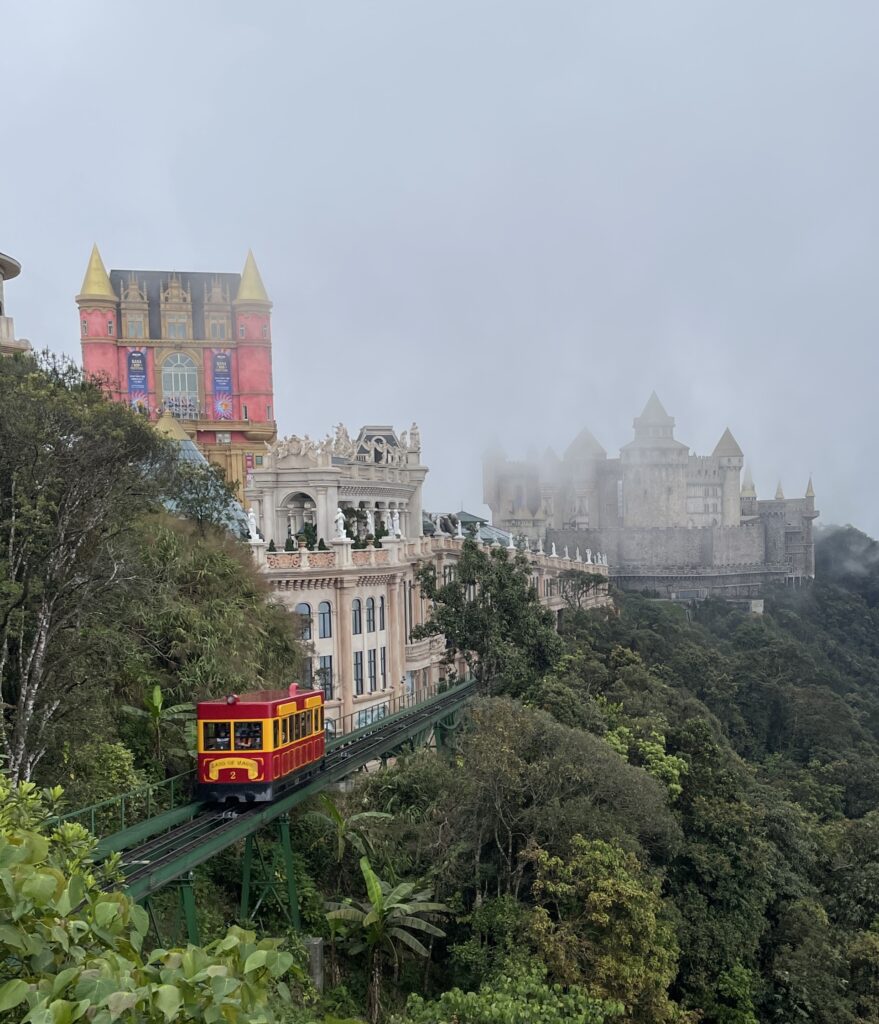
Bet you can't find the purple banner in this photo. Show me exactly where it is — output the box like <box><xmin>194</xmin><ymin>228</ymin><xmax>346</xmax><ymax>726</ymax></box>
<box><xmin>127</xmin><ymin>350</ymin><xmax>148</xmax><ymax>412</ymax></box>
<box><xmin>212</xmin><ymin>350</ymin><xmax>232</xmax><ymax>420</ymax></box>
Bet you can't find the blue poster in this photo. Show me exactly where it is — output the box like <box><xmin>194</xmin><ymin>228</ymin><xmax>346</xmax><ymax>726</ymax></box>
<box><xmin>127</xmin><ymin>350</ymin><xmax>147</xmax><ymax>412</ymax></box>
<box><xmin>213</xmin><ymin>351</ymin><xmax>232</xmax><ymax>420</ymax></box>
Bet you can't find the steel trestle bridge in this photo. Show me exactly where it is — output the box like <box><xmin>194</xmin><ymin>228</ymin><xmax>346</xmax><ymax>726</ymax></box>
<box><xmin>58</xmin><ymin>680</ymin><xmax>476</xmax><ymax>942</ymax></box>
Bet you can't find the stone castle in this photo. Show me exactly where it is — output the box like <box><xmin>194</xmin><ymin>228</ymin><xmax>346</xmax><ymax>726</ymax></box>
<box><xmin>483</xmin><ymin>393</ymin><xmax>818</xmax><ymax>598</ymax></box>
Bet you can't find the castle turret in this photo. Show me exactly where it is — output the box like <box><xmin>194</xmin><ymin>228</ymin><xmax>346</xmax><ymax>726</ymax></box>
<box><xmin>740</xmin><ymin>464</ymin><xmax>757</xmax><ymax>517</ymax></box>
<box><xmin>0</xmin><ymin>251</ymin><xmax>30</xmax><ymax>356</ymax></box>
<box><xmin>620</xmin><ymin>392</ymin><xmax>688</xmax><ymax>527</ymax></box>
<box><xmin>712</xmin><ymin>427</ymin><xmax>744</xmax><ymax>526</ymax></box>
<box><xmin>77</xmin><ymin>245</ymin><xmax>121</xmax><ymax>396</ymax></box>
<box><xmin>775</xmin><ymin>481</ymin><xmax>785</xmax><ymax>500</ymax></box>
<box><xmin>233</xmin><ymin>250</ymin><xmax>274</xmax><ymax>427</ymax></box>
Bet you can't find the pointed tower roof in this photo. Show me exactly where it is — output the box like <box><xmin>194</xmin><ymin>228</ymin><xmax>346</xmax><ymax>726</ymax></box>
<box><xmin>234</xmin><ymin>249</ymin><xmax>271</xmax><ymax>306</ymax></box>
<box><xmin>638</xmin><ymin>391</ymin><xmax>673</xmax><ymax>423</ymax></box>
<box><xmin>563</xmin><ymin>427</ymin><xmax>607</xmax><ymax>461</ymax></box>
<box><xmin>712</xmin><ymin>427</ymin><xmax>743</xmax><ymax>458</ymax></box>
<box><xmin>77</xmin><ymin>244</ymin><xmax>116</xmax><ymax>303</ymax></box>
<box><xmin>154</xmin><ymin>409</ymin><xmax>193</xmax><ymax>445</ymax></box>
<box><xmin>741</xmin><ymin>465</ymin><xmax>757</xmax><ymax>498</ymax></box>
<box><xmin>806</xmin><ymin>475</ymin><xmax>815</xmax><ymax>498</ymax></box>
<box><xmin>775</xmin><ymin>481</ymin><xmax>785</xmax><ymax>500</ymax></box>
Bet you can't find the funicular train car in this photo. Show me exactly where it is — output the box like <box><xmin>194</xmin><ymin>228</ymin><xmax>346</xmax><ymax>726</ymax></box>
<box><xmin>197</xmin><ymin>683</ymin><xmax>325</xmax><ymax>803</ymax></box>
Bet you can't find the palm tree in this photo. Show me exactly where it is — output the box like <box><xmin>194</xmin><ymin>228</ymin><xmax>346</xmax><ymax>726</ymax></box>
<box><xmin>305</xmin><ymin>793</ymin><xmax>392</xmax><ymax>864</ymax></box>
<box><xmin>122</xmin><ymin>683</ymin><xmax>195</xmax><ymax>762</ymax></box>
<box><xmin>326</xmin><ymin>856</ymin><xmax>448</xmax><ymax>1023</ymax></box>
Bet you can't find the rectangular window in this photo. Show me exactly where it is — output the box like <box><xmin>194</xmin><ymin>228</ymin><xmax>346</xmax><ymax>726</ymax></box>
<box><xmin>202</xmin><ymin>721</ymin><xmax>231</xmax><ymax>751</ymax></box>
<box><xmin>368</xmin><ymin>649</ymin><xmax>377</xmax><ymax>692</ymax></box>
<box><xmin>211</xmin><ymin>322</ymin><xmax>218</xmax><ymax>339</ymax></box>
<box><xmin>127</xmin><ymin>318</ymin><xmax>144</xmax><ymax>338</ymax></box>
<box><xmin>282</xmin><ymin>716</ymin><xmax>290</xmax><ymax>744</ymax></box>
<box><xmin>354</xmin><ymin>651</ymin><xmax>364</xmax><ymax>696</ymax></box>
<box><xmin>318</xmin><ymin>655</ymin><xmax>333</xmax><ymax>700</ymax></box>
<box><xmin>239</xmin><ymin>324</ymin><xmax>246</xmax><ymax>339</ymax></box>
<box><xmin>234</xmin><ymin>721</ymin><xmax>262</xmax><ymax>751</ymax></box>
<box><xmin>107</xmin><ymin>320</ymin><xmax>114</xmax><ymax>336</ymax></box>
<box><xmin>266</xmin><ymin>405</ymin><xmax>272</xmax><ymax>419</ymax></box>
<box><xmin>242</xmin><ymin>404</ymin><xmax>249</xmax><ymax>420</ymax></box>
<box><xmin>379</xmin><ymin>596</ymin><xmax>385</xmax><ymax>631</ymax></box>
<box><xmin>366</xmin><ymin>601</ymin><xmax>375</xmax><ymax>632</ymax></box>
<box><xmin>381</xmin><ymin>647</ymin><xmax>387</xmax><ymax>689</ymax></box>
<box><xmin>255</xmin><ymin>455</ymin><xmax>263</xmax><ymax>466</ymax></box>
<box><xmin>262</xmin><ymin>324</ymin><xmax>269</xmax><ymax>339</ymax></box>
<box><xmin>81</xmin><ymin>318</ymin><xmax>88</xmax><ymax>336</ymax></box>
<box><xmin>273</xmin><ymin>720</ymin><xmax>280</xmax><ymax>748</ymax></box>
<box><xmin>216</xmin><ymin>432</ymin><xmax>231</xmax><ymax>444</ymax></box>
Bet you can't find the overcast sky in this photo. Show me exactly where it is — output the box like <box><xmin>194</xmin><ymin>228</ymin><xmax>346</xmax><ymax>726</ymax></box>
<box><xmin>3</xmin><ymin>2</ymin><xmax>877</xmax><ymax>534</ymax></box>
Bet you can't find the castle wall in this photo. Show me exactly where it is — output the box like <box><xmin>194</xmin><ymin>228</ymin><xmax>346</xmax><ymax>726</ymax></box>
<box><xmin>548</xmin><ymin>520</ymin><xmax>765</xmax><ymax>571</ymax></box>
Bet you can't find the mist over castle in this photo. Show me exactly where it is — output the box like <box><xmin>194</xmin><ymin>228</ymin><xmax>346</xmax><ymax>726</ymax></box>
<box><xmin>484</xmin><ymin>392</ymin><xmax>817</xmax><ymax>599</ymax></box>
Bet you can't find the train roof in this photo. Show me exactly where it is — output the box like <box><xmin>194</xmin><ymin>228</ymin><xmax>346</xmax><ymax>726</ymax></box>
<box><xmin>197</xmin><ymin>685</ymin><xmax>322</xmax><ymax>716</ymax></box>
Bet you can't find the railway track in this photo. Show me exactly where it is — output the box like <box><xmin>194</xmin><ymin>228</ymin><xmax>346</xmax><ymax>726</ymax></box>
<box><xmin>117</xmin><ymin>684</ymin><xmax>472</xmax><ymax>893</ymax></box>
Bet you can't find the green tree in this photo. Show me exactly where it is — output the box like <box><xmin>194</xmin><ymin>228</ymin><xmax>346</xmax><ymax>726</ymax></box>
<box><xmin>413</xmin><ymin>538</ymin><xmax>562</xmax><ymax>695</ymax></box>
<box><xmin>0</xmin><ymin>353</ymin><xmax>171</xmax><ymax>781</ymax></box>
<box><xmin>169</xmin><ymin>459</ymin><xmax>243</xmax><ymax>538</ymax></box>
<box><xmin>525</xmin><ymin>836</ymin><xmax>686</xmax><ymax>1023</ymax></box>
<box><xmin>326</xmin><ymin>857</ymin><xmax>448</xmax><ymax>1024</ymax></box>
<box><xmin>0</xmin><ymin>774</ymin><xmax>300</xmax><ymax>1023</ymax></box>
<box><xmin>121</xmin><ymin>683</ymin><xmax>195</xmax><ymax>762</ymax></box>
<box><xmin>305</xmin><ymin>794</ymin><xmax>392</xmax><ymax>865</ymax></box>
<box><xmin>396</xmin><ymin>961</ymin><xmax>622</xmax><ymax>1024</ymax></box>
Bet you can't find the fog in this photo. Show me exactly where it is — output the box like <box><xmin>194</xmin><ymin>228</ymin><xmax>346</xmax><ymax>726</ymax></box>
<box><xmin>3</xmin><ymin>2</ymin><xmax>878</xmax><ymax>534</ymax></box>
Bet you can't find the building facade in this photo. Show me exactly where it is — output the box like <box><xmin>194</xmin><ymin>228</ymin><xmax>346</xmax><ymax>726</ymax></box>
<box><xmin>76</xmin><ymin>245</ymin><xmax>276</xmax><ymax>496</ymax></box>
<box><xmin>484</xmin><ymin>393</ymin><xmax>818</xmax><ymax>598</ymax></box>
<box><xmin>0</xmin><ymin>250</ymin><xmax>31</xmax><ymax>356</ymax></box>
<box><xmin>247</xmin><ymin>424</ymin><xmax>610</xmax><ymax>731</ymax></box>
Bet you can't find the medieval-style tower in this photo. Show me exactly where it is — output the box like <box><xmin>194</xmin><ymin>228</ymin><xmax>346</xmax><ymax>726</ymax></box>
<box><xmin>77</xmin><ymin>246</ymin><xmax>277</xmax><ymax>499</ymax></box>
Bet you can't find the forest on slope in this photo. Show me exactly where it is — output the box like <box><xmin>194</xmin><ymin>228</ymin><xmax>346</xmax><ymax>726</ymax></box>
<box><xmin>5</xmin><ymin>351</ymin><xmax>879</xmax><ymax>1023</ymax></box>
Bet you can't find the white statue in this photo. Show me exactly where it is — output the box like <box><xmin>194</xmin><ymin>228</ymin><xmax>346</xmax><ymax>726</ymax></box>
<box><xmin>366</xmin><ymin>509</ymin><xmax>375</xmax><ymax>535</ymax></box>
<box><xmin>550</xmin><ymin>542</ymin><xmax>558</xmax><ymax>558</ymax></box>
<box><xmin>537</xmin><ymin>537</ymin><xmax>544</xmax><ymax>554</ymax></box>
<box><xmin>334</xmin><ymin>507</ymin><xmax>346</xmax><ymax>539</ymax></box>
<box><xmin>585</xmin><ymin>548</ymin><xmax>592</xmax><ymax>564</ymax></box>
<box><xmin>603</xmin><ymin>553</ymin><xmax>609</xmax><ymax>566</ymax></box>
<box><xmin>391</xmin><ymin>509</ymin><xmax>401</xmax><ymax>536</ymax></box>
<box><xmin>455</xmin><ymin>517</ymin><xmax>464</xmax><ymax>539</ymax></box>
<box><xmin>563</xmin><ymin>546</ymin><xmax>569</xmax><ymax>559</ymax></box>
<box><xmin>409</xmin><ymin>421</ymin><xmax>421</xmax><ymax>450</ymax></box>
<box><xmin>399</xmin><ymin>429</ymin><xmax>409</xmax><ymax>450</ymax></box>
<box><xmin>507</xmin><ymin>532</ymin><xmax>516</xmax><ymax>550</ymax></box>
<box><xmin>576</xmin><ymin>547</ymin><xmax>581</xmax><ymax>562</ymax></box>
<box><xmin>247</xmin><ymin>507</ymin><xmax>258</xmax><ymax>540</ymax></box>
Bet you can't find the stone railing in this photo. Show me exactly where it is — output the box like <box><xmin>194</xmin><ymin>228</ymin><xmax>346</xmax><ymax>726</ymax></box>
<box><xmin>265</xmin><ymin>550</ymin><xmax>336</xmax><ymax>570</ymax></box>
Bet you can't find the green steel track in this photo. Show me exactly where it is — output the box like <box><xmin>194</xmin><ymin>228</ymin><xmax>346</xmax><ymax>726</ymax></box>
<box><xmin>109</xmin><ymin>680</ymin><xmax>475</xmax><ymax>904</ymax></box>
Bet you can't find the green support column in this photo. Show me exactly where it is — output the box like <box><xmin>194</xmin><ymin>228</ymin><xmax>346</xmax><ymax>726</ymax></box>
<box><xmin>179</xmin><ymin>876</ymin><xmax>200</xmax><ymax>945</ymax></box>
<box><xmin>278</xmin><ymin>818</ymin><xmax>301</xmax><ymax>932</ymax></box>
<box><xmin>240</xmin><ymin>834</ymin><xmax>255</xmax><ymax>922</ymax></box>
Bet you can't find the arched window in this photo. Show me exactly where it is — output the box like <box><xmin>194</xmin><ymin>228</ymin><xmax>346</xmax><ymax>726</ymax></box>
<box><xmin>295</xmin><ymin>602</ymin><xmax>312</xmax><ymax>641</ymax></box>
<box><xmin>379</xmin><ymin>596</ymin><xmax>385</xmax><ymax>631</ymax></box>
<box><xmin>366</xmin><ymin>597</ymin><xmax>375</xmax><ymax>632</ymax></box>
<box><xmin>318</xmin><ymin>601</ymin><xmax>332</xmax><ymax>639</ymax></box>
<box><xmin>352</xmin><ymin>599</ymin><xmax>362</xmax><ymax>635</ymax></box>
<box><xmin>162</xmin><ymin>353</ymin><xmax>199</xmax><ymax>419</ymax></box>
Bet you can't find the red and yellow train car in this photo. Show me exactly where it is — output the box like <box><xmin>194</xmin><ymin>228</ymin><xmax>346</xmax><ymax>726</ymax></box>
<box><xmin>197</xmin><ymin>683</ymin><xmax>325</xmax><ymax>803</ymax></box>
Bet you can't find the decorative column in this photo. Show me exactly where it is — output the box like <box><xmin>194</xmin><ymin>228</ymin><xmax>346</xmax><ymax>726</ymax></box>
<box><xmin>335</xmin><ymin>579</ymin><xmax>355</xmax><ymax>721</ymax></box>
<box><xmin>385</xmin><ymin>572</ymin><xmax>403</xmax><ymax>698</ymax></box>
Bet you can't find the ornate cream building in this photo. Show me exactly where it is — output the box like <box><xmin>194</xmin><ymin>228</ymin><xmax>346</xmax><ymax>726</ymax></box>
<box><xmin>246</xmin><ymin>424</ymin><xmax>610</xmax><ymax>732</ymax></box>
<box><xmin>0</xmin><ymin>250</ymin><xmax>32</xmax><ymax>357</ymax></box>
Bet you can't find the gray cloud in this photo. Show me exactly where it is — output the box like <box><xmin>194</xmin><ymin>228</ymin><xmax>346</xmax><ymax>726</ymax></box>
<box><xmin>3</xmin><ymin>1</ymin><xmax>877</xmax><ymax>532</ymax></box>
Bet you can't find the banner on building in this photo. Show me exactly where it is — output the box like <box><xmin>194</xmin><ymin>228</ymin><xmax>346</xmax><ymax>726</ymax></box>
<box><xmin>245</xmin><ymin>452</ymin><xmax>254</xmax><ymax>486</ymax></box>
<box><xmin>127</xmin><ymin>350</ymin><xmax>148</xmax><ymax>412</ymax></box>
<box><xmin>212</xmin><ymin>350</ymin><xmax>233</xmax><ymax>419</ymax></box>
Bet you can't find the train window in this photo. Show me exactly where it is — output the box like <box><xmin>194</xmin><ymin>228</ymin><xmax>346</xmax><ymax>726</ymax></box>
<box><xmin>203</xmin><ymin>721</ymin><xmax>231</xmax><ymax>751</ymax></box>
<box><xmin>318</xmin><ymin>707</ymin><xmax>324</xmax><ymax>732</ymax></box>
<box><xmin>235</xmin><ymin>722</ymin><xmax>262</xmax><ymax>750</ymax></box>
<box><xmin>282</xmin><ymin>716</ymin><xmax>290</xmax><ymax>744</ymax></box>
<box><xmin>293</xmin><ymin>713</ymin><xmax>301</xmax><ymax>741</ymax></box>
<box><xmin>273</xmin><ymin>720</ymin><xmax>280</xmax><ymax>748</ymax></box>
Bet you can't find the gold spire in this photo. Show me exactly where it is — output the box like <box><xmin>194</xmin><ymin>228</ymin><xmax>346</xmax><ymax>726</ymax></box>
<box><xmin>234</xmin><ymin>249</ymin><xmax>271</xmax><ymax>306</ymax></box>
<box><xmin>77</xmin><ymin>244</ymin><xmax>116</xmax><ymax>303</ymax></box>
<box><xmin>154</xmin><ymin>409</ymin><xmax>192</xmax><ymax>443</ymax></box>
<box><xmin>806</xmin><ymin>475</ymin><xmax>815</xmax><ymax>498</ymax></box>
<box><xmin>775</xmin><ymin>480</ymin><xmax>785</xmax><ymax>500</ymax></box>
